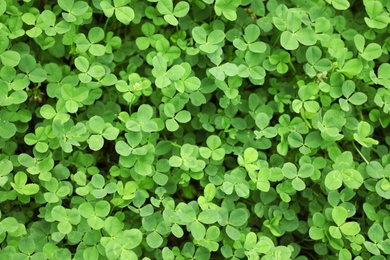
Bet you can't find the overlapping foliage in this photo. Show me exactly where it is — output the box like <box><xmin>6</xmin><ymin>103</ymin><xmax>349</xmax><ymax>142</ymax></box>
<box><xmin>0</xmin><ymin>0</ymin><xmax>390</xmax><ymax>259</ymax></box>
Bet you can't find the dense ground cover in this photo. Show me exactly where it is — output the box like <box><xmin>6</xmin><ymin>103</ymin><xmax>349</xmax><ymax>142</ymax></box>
<box><xmin>0</xmin><ymin>0</ymin><xmax>390</xmax><ymax>259</ymax></box>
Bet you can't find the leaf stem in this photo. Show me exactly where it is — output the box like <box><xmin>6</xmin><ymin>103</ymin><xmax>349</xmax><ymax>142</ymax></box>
<box><xmin>288</xmin><ymin>60</ymin><xmax>296</xmax><ymax>73</ymax></box>
<box><xmin>103</xmin><ymin>17</ymin><xmax>110</xmax><ymax>32</ymax></box>
<box><xmin>300</xmin><ymin>110</ymin><xmax>312</xmax><ymax>129</ymax></box>
<box><xmin>352</xmin><ymin>141</ymin><xmax>369</xmax><ymax>164</ymax></box>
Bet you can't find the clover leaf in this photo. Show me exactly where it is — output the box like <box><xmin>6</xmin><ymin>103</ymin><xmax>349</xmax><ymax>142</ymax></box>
<box><xmin>75</xmin><ymin>56</ymin><xmax>105</xmax><ymax>83</ymax></box>
<box><xmin>225</xmin><ymin>208</ymin><xmax>249</xmax><ymax>240</ymax></box>
<box><xmin>162</xmin><ymin>102</ymin><xmax>191</xmax><ymax>131</ymax></box>
<box><xmin>325</xmin><ymin>151</ymin><xmax>363</xmax><ymax>190</ymax></box>
<box><xmin>339</xmin><ymin>80</ymin><xmax>367</xmax><ymax>111</ymax></box>
<box><xmin>282</xmin><ymin>162</ymin><xmax>314</xmax><ymax>191</ymax></box>
<box><xmin>51</xmin><ymin>205</ymin><xmax>80</xmax><ymax>234</ymax></box>
<box><xmin>58</xmin><ymin>0</ymin><xmax>89</xmax><ymax>23</ymax></box>
<box><xmin>74</xmin><ymin>27</ymin><xmax>106</xmax><ymax>56</ymax></box>
<box><xmin>18</xmin><ymin>54</ymin><xmax>47</xmax><ymax>83</ymax></box>
<box><xmin>156</xmin><ymin>0</ymin><xmax>189</xmax><ymax>26</ymax></box>
<box><xmin>24</xmin><ymin>126</ymin><xmax>50</xmax><ymax>153</ymax></box>
<box><xmin>192</xmin><ymin>27</ymin><xmax>225</xmax><ymax>54</ymax></box>
<box><xmin>135</xmin><ymin>22</ymin><xmax>155</xmax><ymax>50</ymax></box>
<box><xmin>101</xmin><ymin>224</ymin><xmax>142</xmax><ymax>259</ymax></box>
<box><xmin>79</xmin><ymin>201</ymin><xmax>110</xmax><ymax>230</ymax></box>
<box><xmin>100</xmin><ymin>0</ymin><xmax>135</xmax><ymax>25</ymax></box>
<box><xmin>254</xmin><ymin>112</ymin><xmax>277</xmax><ymax>148</ymax></box>
<box><xmin>214</xmin><ymin>0</ymin><xmax>240</xmax><ymax>21</ymax></box>
<box><xmin>364</xmin><ymin>223</ymin><xmax>390</xmax><ymax>255</ymax></box>
<box><xmin>366</xmin><ymin>161</ymin><xmax>390</xmax><ymax>199</ymax></box>
<box><xmin>221</xmin><ymin>168</ymin><xmax>250</xmax><ymax>197</ymax></box>
<box><xmin>40</xmin><ymin>100</ymin><xmax>70</xmax><ymax>123</ymax></box>
<box><xmin>52</xmin><ymin>119</ymin><xmax>88</xmax><ymax>153</ymax></box>
<box><xmin>14</xmin><ymin>237</ymin><xmax>45</xmax><ymax>260</ymax></box>
<box><xmin>353</xmin><ymin>121</ymin><xmax>379</xmax><ymax>148</ymax></box>
<box><xmin>338</xmin><ymin>58</ymin><xmax>363</xmax><ymax>79</ymax></box>
<box><xmin>364</xmin><ymin>1</ymin><xmax>389</xmax><ymax>29</ymax></box>
<box><xmin>125</xmin><ymin>104</ymin><xmax>159</xmax><ymax>132</ymax></box>
<box><xmin>10</xmin><ymin>171</ymin><xmax>40</xmax><ymax>196</ymax></box>
<box><xmin>279</xmin><ymin>10</ymin><xmax>317</xmax><ymax>50</ymax></box>
<box><xmin>152</xmin><ymin>55</ymin><xmax>185</xmax><ymax>88</ymax></box>
<box><xmin>238</xmin><ymin>52</ymin><xmax>266</xmax><ymax>84</ymax></box>
<box><xmin>142</xmin><ymin>213</ymin><xmax>170</xmax><ymax>248</ymax></box>
<box><xmin>1</xmin><ymin>50</ymin><xmax>21</xmax><ymax>67</ymax></box>
<box><xmin>317</xmin><ymin>109</ymin><xmax>345</xmax><ymax>141</ymax></box>
<box><xmin>199</xmin><ymin>135</ymin><xmax>225</xmax><ymax>161</ymax></box>
<box><xmin>87</xmin><ymin>116</ymin><xmax>119</xmax><ymax>151</ymax></box>
<box><xmin>174</xmin><ymin>63</ymin><xmax>201</xmax><ymax>93</ymax></box>
<box><xmin>237</xmin><ymin>147</ymin><xmax>259</xmax><ymax>174</ymax></box>
<box><xmin>209</xmin><ymin>63</ymin><xmax>239</xmax><ymax>81</ymax></box>
<box><xmin>330</xmin><ymin>206</ymin><xmax>361</xmax><ymax>240</ymax></box>
<box><xmin>326</xmin><ymin>0</ymin><xmax>350</xmax><ymax>10</ymax></box>
<box><xmin>43</xmin><ymin>177</ymin><xmax>71</xmax><ymax>203</ymax></box>
<box><xmin>354</xmin><ymin>34</ymin><xmax>383</xmax><ymax>61</ymax></box>
<box><xmin>169</xmin><ymin>144</ymin><xmax>205</xmax><ymax>172</ymax></box>
<box><xmin>60</xmin><ymin>84</ymin><xmax>89</xmax><ymax>113</ymax></box>
<box><xmin>233</xmin><ymin>24</ymin><xmax>266</xmax><ymax>54</ymax></box>
<box><xmin>303</xmin><ymin>46</ymin><xmax>332</xmax><ymax>78</ymax></box>
<box><xmin>263</xmin><ymin>50</ymin><xmax>291</xmax><ymax>74</ymax></box>
<box><xmin>115</xmin><ymin>132</ymin><xmax>145</xmax><ymax>157</ymax></box>
<box><xmin>0</xmin><ymin>112</ymin><xmax>17</xmax><ymax>139</ymax></box>
<box><xmin>292</xmin><ymin>82</ymin><xmax>320</xmax><ymax>115</ymax></box>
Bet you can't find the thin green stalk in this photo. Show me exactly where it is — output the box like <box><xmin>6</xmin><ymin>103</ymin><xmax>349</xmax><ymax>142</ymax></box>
<box><xmin>352</xmin><ymin>141</ymin><xmax>369</xmax><ymax>164</ymax></box>
<box><xmin>103</xmin><ymin>17</ymin><xmax>110</xmax><ymax>32</ymax></box>
<box><xmin>300</xmin><ymin>110</ymin><xmax>312</xmax><ymax>129</ymax></box>
<box><xmin>288</xmin><ymin>60</ymin><xmax>297</xmax><ymax>73</ymax></box>
<box><xmin>272</xmin><ymin>34</ymin><xmax>281</xmax><ymax>48</ymax></box>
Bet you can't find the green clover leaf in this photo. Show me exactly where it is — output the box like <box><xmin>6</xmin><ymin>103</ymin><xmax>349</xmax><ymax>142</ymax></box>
<box><xmin>10</xmin><ymin>171</ymin><xmax>40</xmax><ymax>196</ymax></box>
<box><xmin>364</xmin><ymin>1</ymin><xmax>389</xmax><ymax>29</ymax></box>
<box><xmin>214</xmin><ymin>0</ymin><xmax>240</xmax><ymax>21</ymax></box>
<box><xmin>101</xmin><ymin>0</ymin><xmax>135</xmax><ymax>24</ymax></box>
<box><xmin>353</xmin><ymin>121</ymin><xmax>379</xmax><ymax>148</ymax></box>
<box><xmin>156</xmin><ymin>0</ymin><xmax>189</xmax><ymax>26</ymax></box>
<box><xmin>326</xmin><ymin>0</ymin><xmax>350</xmax><ymax>10</ymax></box>
<box><xmin>192</xmin><ymin>27</ymin><xmax>225</xmax><ymax>54</ymax></box>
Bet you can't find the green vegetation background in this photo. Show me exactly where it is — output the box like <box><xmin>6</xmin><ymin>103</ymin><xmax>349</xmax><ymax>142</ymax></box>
<box><xmin>0</xmin><ymin>0</ymin><xmax>390</xmax><ymax>259</ymax></box>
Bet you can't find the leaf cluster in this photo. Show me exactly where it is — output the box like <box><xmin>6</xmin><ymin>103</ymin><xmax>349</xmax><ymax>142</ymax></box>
<box><xmin>1</xmin><ymin>0</ymin><xmax>390</xmax><ymax>259</ymax></box>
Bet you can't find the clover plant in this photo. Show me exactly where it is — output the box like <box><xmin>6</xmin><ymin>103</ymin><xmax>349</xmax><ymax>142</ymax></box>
<box><xmin>1</xmin><ymin>0</ymin><xmax>390</xmax><ymax>259</ymax></box>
